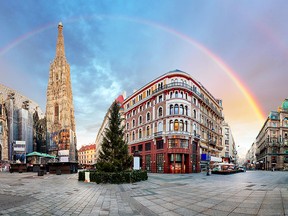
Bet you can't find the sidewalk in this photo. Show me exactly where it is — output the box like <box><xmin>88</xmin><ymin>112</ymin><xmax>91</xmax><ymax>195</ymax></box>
<box><xmin>0</xmin><ymin>171</ymin><xmax>287</xmax><ymax>215</ymax></box>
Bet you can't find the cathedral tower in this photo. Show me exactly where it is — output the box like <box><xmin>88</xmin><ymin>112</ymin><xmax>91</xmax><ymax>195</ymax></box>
<box><xmin>46</xmin><ymin>22</ymin><xmax>77</xmax><ymax>162</ymax></box>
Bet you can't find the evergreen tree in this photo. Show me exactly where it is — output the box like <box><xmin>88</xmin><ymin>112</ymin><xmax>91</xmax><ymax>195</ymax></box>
<box><xmin>96</xmin><ymin>101</ymin><xmax>132</xmax><ymax>172</ymax></box>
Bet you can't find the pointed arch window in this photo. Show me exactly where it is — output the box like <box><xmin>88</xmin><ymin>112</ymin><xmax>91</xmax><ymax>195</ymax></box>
<box><xmin>158</xmin><ymin>107</ymin><xmax>163</xmax><ymax>117</ymax></box>
<box><xmin>169</xmin><ymin>120</ymin><xmax>173</xmax><ymax>131</ymax></box>
<box><xmin>180</xmin><ymin>120</ymin><xmax>184</xmax><ymax>131</ymax></box>
<box><xmin>174</xmin><ymin>119</ymin><xmax>179</xmax><ymax>131</ymax></box>
<box><xmin>175</xmin><ymin>91</ymin><xmax>179</xmax><ymax>98</ymax></box>
<box><xmin>146</xmin><ymin>126</ymin><xmax>150</xmax><ymax>136</ymax></box>
<box><xmin>170</xmin><ymin>105</ymin><xmax>174</xmax><ymax>115</ymax></box>
<box><xmin>54</xmin><ymin>103</ymin><xmax>59</xmax><ymax>123</ymax></box>
<box><xmin>180</xmin><ymin>105</ymin><xmax>184</xmax><ymax>115</ymax></box>
<box><xmin>146</xmin><ymin>112</ymin><xmax>151</xmax><ymax>121</ymax></box>
<box><xmin>174</xmin><ymin>104</ymin><xmax>179</xmax><ymax>114</ymax></box>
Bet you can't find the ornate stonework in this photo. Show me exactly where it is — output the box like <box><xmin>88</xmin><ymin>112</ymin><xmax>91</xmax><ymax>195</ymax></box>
<box><xmin>46</xmin><ymin>23</ymin><xmax>77</xmax><ymax>161</ymax></box>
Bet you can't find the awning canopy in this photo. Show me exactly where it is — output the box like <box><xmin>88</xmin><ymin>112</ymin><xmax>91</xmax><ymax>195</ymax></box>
<box><xmin>26</xmin><ymin>152</ymin><xmax>56</xmax><ymax>158</ymax></box>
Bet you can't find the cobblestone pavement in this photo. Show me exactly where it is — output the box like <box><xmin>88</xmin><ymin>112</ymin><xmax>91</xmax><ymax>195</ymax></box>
<box><xmin>0</xmin><ymin>171</ymin><xmax>287</xmax><ymax>216</ymax></box>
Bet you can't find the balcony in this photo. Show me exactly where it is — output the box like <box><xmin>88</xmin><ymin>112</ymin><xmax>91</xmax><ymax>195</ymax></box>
<box><xmin>208</xmin><ymin>140</ymin><xmax>216</xmax><ymax>146</ymax></box>
<box><xmin>166</xmin><ymin>131</ymin><xmax>191</xmax><ymax>137</ymax></box>
<box><xmin>193</xmin><ymin>134</ymin><xmax>201</xmax><ymax>141</ymax></box>
<box><xmin>154</xmin><ymin>131</ymin><xmax>163</xmax><ymax>138</ymax></box>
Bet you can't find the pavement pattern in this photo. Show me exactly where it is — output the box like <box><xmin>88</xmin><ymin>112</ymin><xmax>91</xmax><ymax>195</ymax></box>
<box><xmin>0</xmin><ymin>171</ymin><xmax>287</xmax><ymax>216</ymax></box>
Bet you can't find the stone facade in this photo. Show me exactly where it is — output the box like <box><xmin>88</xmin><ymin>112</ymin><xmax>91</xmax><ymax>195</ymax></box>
<box><xmin>255</xmin><ymin>99</ymin><xmax>288</xmax><ymax>171</ymax></box>
<box><xmin>46</xmin><ymin>23</ymin><xmax>77</xmax><ymax>162</ymax></box>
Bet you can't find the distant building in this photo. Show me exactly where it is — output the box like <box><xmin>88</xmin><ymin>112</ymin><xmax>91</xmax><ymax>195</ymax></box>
<box><xmin>0</xmin><ymin>84</ymin><xmax>44</xmax><ymax>162</ymax></box>
<box><xmin>78</xmin><ymin>144</ymin><xmax>96</xmax><ymax>166</ymax></box>
<box><xmin>122</xmin><ymin>70</ymin><xmax>224</xmax><ymax>173</ymax></box>
<box><xmin>245</xmin><ymin>141</ymin><xmax>256</xmax><ymax>169</ymax></box>
<box><xmin>255</xmin><ymin>99</ymin><xmax>288</xmax><ymax>170</ymax></box>
<box><xmin>221</xmin><ymin>122</ymin><xmax>237</xmax><ymax>164</ymax></box>
<box><xmin>95</xmin><ymin>95</ymin><xmax>125</xmax><ymax>161</ymax></box>
<box><xmin>46</xmin><ymin>22</ymin><xmax>77</xmax><ymax>162</ymax></box>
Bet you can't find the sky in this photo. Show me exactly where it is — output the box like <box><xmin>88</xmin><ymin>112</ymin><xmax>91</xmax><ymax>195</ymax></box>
<box><xmin>1</xmin><ymin>1</ymin><xmax>288</xmax><ymax>159</ymax></box>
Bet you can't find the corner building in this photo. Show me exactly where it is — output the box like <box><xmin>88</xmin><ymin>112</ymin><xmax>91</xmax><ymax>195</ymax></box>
<box><xmin>123</xmin><ymin>70</ymin><xmax>224</xmax><ymax>173</ymax></box>
<box><xmin>255</xmin><ymin>99</ymin><xmax>288</xmax><ymax>170</ymax></box>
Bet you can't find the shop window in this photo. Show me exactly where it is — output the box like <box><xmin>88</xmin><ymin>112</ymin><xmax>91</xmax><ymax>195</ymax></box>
<box><xmin>145</xmin><ymin>143</ymin><xmax>151</xmax><ymax>151</ymax></box>
<box><xmin>156</xmin><ymin>140</ymin><xmax>164</xmax><ymax>149</ymax></box>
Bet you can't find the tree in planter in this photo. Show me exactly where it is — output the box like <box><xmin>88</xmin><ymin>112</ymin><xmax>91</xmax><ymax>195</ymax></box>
<box><xmin>96</xmin><ymin>101</ymin><xmax>133</xmax><ymax>172</ymax></box>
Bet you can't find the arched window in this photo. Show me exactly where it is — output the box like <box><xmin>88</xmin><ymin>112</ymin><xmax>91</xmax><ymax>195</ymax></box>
<box><xmin>180</xmin><ymin>105</ymin><xmax>184</xmax><ymax>115</ymax></box>
<box><xmin>185</xmin><ymin>121</ymin><xmax>188</xmax><ymax>132</ymax></box>
<box><xmin>170</xmin><ymin>92</ymin><xmax>173</xmax><ymax>99</ymax></box>
<box><xmin>171</xmin><ymin>79</ymin><xmax>174</xmax><ymax>84</ymax></box>
<box><xmin>174</xmin><ymin>119</ymin><xmax>179</xmax><ymax>131</ymax></box>
<box><xmin>180</xmin><ymin>120</ymin><xmax>184</xmax><ymax>131</ymax></box>
<box><xmin>158</xmin><ymin>122</ymin><xmax>163</xmax><ymax>132</ymax></box>
<box><xmin>170</xmin><ymin>105</ymin><xmax>174</xmax><ymax>115</ymax></box>
<box><xmin>169</xmin><ymin>120</ymin><xmax>173</xmax><ymax>131</ymax></box>
<box><xmin>133</xmin><ymin>119</ymin><xmax>135</xmax><ymax>127</ymax></box>
<box><xmin>139</xmin><ymin>116</ymin><xmax>142</xmax><ymax>125</ymax></box>
<box><xmin>146</xmin><ymin>112</ymin><xmax>151</xmax><ymax>121</ymax></box>
<box><xmin>127</xmin><ymin>123</ymin><xmax>129</xmax><ymax>130</ymax></box>
<box><xmin>174</xmin><ymin>104</ymin><xmax>179</xmax><ymax>114</ymax></box>
<box><xmin>139</xmin><ymin>129</ymin><xmax>142</xmax><ymax>139</ymax></box>
<box><xmin>132</xmin><ymin>132</ymin><xmax>135</xmax><ymax>140</ymax></box>
<box><xmin>180</xmin><ymin>92</ymin><xmax>183</xmax><ymax>98</ymax></box>
<box><xmin>158</xmin><ymin>107</ymin><xmax>163</xmax><ymax>117</ymax></box>
<box><xmin>185</xmin><ymin>106</ymin><xmax>188</xmax><ymax>116</ymax></box>
<box><xmin>175</xmin><ymin>91</ymin><xmax>179</xmax><ymax>98</ymax></box>
<box><xmin>146</xmin><ymin>126</ymin><xmax>150</xmax><ymax>136</ymax></box>
<box><xmin>193</xmin><ymin>110</ymin><xmax>196</xmax><ymax>118</ymax></box>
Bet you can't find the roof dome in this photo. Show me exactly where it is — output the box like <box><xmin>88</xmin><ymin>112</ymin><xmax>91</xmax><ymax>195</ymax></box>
<box><xmin>282</xmin><ymin>98</ymin><xmax>288</xmax><ymax>110</ymax></box>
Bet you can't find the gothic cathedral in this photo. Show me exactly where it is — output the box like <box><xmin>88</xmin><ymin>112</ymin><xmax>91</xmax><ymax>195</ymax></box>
<box><xmin>46</xmin><ymin>22</ymin><xmax>77</xmax><ymax>162</ymax></box>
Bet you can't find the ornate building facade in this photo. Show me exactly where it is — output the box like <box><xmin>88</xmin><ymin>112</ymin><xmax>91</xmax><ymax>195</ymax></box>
<box><xmin>221</xmin><ymin>122</ymin><xmax>237</xmax><ymax>164</ymax></box>
<box><xmin>122</xmin><ymin>70</ymin><xmax>224</xmax><ymax>173</ymax></box>
<box><xmin>46</xmin><ymin>23</ymin><xmax>77</xmax><ymax>162</ymax></box>
<box><xmin>255</xmin><ymin>99</ymin><xmax>288</xmax><ymax>170</ymax></box>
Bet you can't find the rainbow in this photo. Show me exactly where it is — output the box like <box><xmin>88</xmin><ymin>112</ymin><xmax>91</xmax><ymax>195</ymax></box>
<box><xmin>0</xmin><ymin>15</ymin><xmax>266</xmax><ymax>121</ymax></box>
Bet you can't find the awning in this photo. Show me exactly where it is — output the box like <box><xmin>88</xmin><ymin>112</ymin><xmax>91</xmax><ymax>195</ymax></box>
<box><xmin>26</xmin><ymin>152</ymin><xmax>56</xmax><ymax>158</ymax></box>
<box><xmin>211</xmin><ymin>156</ymin><xmax>222</xmax><ymax>162</ymax></box>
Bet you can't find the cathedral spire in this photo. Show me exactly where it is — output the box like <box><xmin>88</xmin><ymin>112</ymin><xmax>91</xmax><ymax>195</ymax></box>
<box><xmin>55</xmin><ymin>22</ymin><xmax>65</xmax><ymax>58</ymax></box>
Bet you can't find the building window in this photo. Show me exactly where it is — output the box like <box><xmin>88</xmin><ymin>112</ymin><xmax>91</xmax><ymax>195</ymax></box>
<box><xmin>140</xmin><ymin>106</ymin><xmax>143</xmax><ymax>112</ymax></box>
<box><xmin>180</xmin><ymin>92</ymin><xmax>183</xmax><ymax>98</ymax></box>
<box><xmin>159</xmin><ymin>95</ymin><xmax>163</xmax><ymax>103</ymax></box>
<box><xmin>169</xmin><ymin>120</ymin><xmax>173</xmax><ymax>131</ymax></box>
<box><xmin>174</xmin><ymin>120</ymin><xmax>179</xmax><ymax>131</ymax></box>
<box><xmin>54</xmin><ymin>103</ymin><xmax>59</xmax><ymax>122</ymax></box>
<box><xmin>147</xmin><ymin>112</ymin><xmax>151</xmax><ymax>121</ymax></box>
<box><xmin>185</xmin><ymin>121</ymin><xmax>188</xmax><ymax>132</ymax></box>
<box><xmin>147</xmin><ymin>101</ymin><xmax>150</xmax><ymax>108</ymax></box>
<box><xmin>156</xmin><ymin>140</ymin><xmax>164</xmax><ymax>149</ymax></box>
<box><xmin>175</xmin><ymin>91</ymin><xmax>179</xmax><ymax>98</ymax></box>
<box><xmin>132</xmin><ymin>132</ymin><xmax>135</xmax><ymax>140</ymax></box>
<box><xmin>158</xmin><ymin>122</ymin><xmax>163</xmax><ymax>132</ymax></box>
<box><xmin>138</xmin><ymin>144</ymin><xmax>143</xmax><ymax>152</ymax></box>
<box><xmin>146</xmin><ymin>126</ymin><xmax>150</xmax><ymax>136</ymax></box>
<box><xmin>185</xmin><ymin>106</ymin><xmax>188</xmax><ymax>116</ymax></box>
<box><xmin>139</xmin><ymin>116</ymin><xmax>142</xmax><ymax>125</ymax></box>
<box><xmin>126</xmin><ymin>134</ymin><xmax>129</xmax><ymax>141</ymax></box>
<box><xmin>180</xmin><ymin>120</ymin><xmax>184</xmax><ymax>131</ymax></box>
<box><xmin>145</xmin><ymin>142</ymin><xmax>151</xmax><ymax>151</ymax></box>
<box><xmin>132</xmin><ymin>99</ymin><xmax>136</xmax><ymax>105</ymax></box>
<box><xmin>126</xmin><ymin>123</ymin><xmax>129</xmax><ymax>130</ymax></box>
<box><xmin>170</xmin><ymin>92</ymin><xmax>173</xmax><ymax>99</ymax></box>
<box><xmin>180</xmin><ymin>105</ymin><xmax>184</xmax><ymax>115</ymax></box>
<box><xmin>139</xmin><ymin>129</ymin><xmax>142</xmax><ymax>139</ymax></box>
<box><xmin>158</xmin><ymin>107</ymin><xmax>163</xmax><ymax>117</ymax></box>
<box><xmin>170</xmin><ymin>105</ymin><xmax>173</xmax><ymax>115</ymax></box>
<box><xmin>174</xmin><ymin>104</ymin><xmax>179</xmax><ymax>114</ymax></box>
<box><xmin>132</xmin><ymin>119</ymin><xmax>135</xmax><ymax>127</ymax></box>
<box><xmin>147</xmin><ymin>89</ymin><xmax>151</xmax><ymax>96</ymax></box>
<box><xmin>131</xmin><ymin>146</ymin><xmax>136</xmax><ymax>153</ymax></box>
<box><xmin>193</xmin><ymin>110</ymin><xmax>196</xmax><ymax>119</ymax></box>
<box><xmin>139</xmin><ymin>94</ymin><xmax>142</xmax><ymax>101</ymax></box>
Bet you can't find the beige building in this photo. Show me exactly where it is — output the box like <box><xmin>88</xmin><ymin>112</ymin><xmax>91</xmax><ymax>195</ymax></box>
<box><xmin>245</xmin><ymin>141</ymin><xmax>256</xmax><ymax>169</ymax></box>
<box><xmin>46</xmin><ymin>22</ymin><xmax>77</xmax><ymax>162</ymax></box>
<box><xmin>255</xmin><ymin>99</ymin><xmax>288</xmax><ymax>171</ymax></box>
<box><xmin>122</xmin><ymin>70</ymin><xmax>224</xmax><ymax>173</ymax></box>
<box><xmin>221</xmin><ymin>122</ymin><xmax>237</xmax><ymax>164</ymax></box>
<box><xmin>78</xmin><ymin>144</ymin><xmax>96</xmax><ymax>166</ymax></box>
